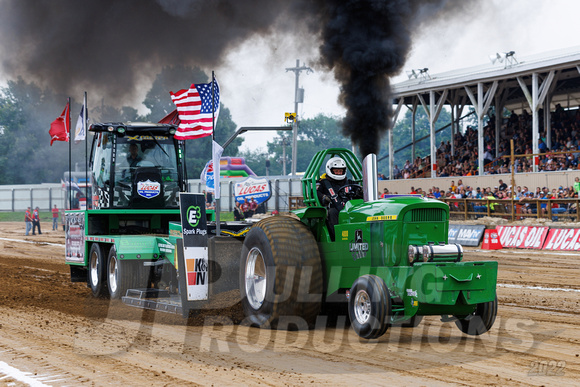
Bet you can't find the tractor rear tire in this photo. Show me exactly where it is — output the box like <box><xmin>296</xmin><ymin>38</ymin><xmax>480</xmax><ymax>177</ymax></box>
<box><xmin>239</xmin><ymin>216</ymin><xmax>322</xmax><ymax>329</ymax></box>
<box><xmin>454</xmin><ymin>296</ymin><xmax>498</xmax><ymax>335</ymax></box>
<box><xmin>88</xmin><ymin>243</ymin><xmax>108</xmax><ymax>298</ymax></box>
<box><xmin>107</xmin><ymin>247</ymin><xmax>137</xmax><ymax>299</ymax></box>
<box><xmin>348</xmin><ymin>275</ymin><xmax>391</xmax><ymax>339</ymax></box>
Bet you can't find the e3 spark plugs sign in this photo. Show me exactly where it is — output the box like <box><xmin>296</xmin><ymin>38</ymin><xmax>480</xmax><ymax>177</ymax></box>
<box><xmin>179</xmin><ymin>193</ymin><xmax>208</xmax><ymax>301</ymax></box>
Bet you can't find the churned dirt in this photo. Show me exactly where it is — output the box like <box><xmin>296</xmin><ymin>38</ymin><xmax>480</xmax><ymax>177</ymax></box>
<box><xmin>0</xmin><ymin>221</ymin><xmax>579</xmax><ymax>386</ymax></box>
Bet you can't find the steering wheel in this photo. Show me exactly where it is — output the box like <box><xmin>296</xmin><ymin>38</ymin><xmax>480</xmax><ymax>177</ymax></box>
<box><xmin>337</xmin><ymin>184</ymin><xmax>363</xmax><ymax>202</ymax></box>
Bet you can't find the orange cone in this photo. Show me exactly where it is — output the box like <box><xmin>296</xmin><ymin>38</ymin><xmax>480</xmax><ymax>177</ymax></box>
<box><xmin>481</xmin><ymin>228</ymin><xmax>502</xmax><ymax>250</ymax></box>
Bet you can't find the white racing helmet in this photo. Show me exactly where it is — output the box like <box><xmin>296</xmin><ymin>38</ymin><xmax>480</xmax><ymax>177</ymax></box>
<box><xmin>326</xmin><ymin>156</ymin><xmax>347</xmax><ymax>181</ymax></box>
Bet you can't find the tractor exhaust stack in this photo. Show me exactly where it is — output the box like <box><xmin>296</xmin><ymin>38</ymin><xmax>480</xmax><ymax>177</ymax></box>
<box><xmin>362</xmin><ymin>153</ymin><xmax>378</xmax><ymax>202</ymax></box>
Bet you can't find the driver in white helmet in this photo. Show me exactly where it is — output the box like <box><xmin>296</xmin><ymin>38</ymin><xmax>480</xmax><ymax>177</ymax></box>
<box><xmin>317</xmin><ymin>156</ymin><xmax>362</xmax><ymax>240</ymax></box>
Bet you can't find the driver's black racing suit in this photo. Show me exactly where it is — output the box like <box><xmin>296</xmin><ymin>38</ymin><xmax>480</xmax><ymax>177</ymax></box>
<box><xmin>316</xmin><ymin>175</ymin><xmax>361</xmax><ymax>240</ymax></box>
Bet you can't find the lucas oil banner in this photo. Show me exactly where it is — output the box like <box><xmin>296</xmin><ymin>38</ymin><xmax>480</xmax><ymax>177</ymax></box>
<box><xmin>179</xmin><ymin>193</ymin><xmax>208</xmax><ymax>301</ymax></box>
<box><xmin>234</xmin><ymin>176</ymin><xmax>271</xmax><ymax>205</ymax></box>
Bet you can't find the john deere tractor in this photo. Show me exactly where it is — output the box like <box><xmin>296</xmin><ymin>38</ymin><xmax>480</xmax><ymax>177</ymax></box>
<box><xmin>239</xmin><ymin>148</ymin><xmax>497</xmax><ymax>339</ymax></box>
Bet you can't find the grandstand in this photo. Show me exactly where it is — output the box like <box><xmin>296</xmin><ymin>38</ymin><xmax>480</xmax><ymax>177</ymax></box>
<box><xmin>383</xmin><ymin>46</ymin><xmax>580</xmax><ymax>198</ymax></box>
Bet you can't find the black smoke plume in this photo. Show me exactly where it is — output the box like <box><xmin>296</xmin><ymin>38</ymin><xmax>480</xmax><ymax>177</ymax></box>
<box><xmin>309</xmin><ymin>0</ymin><xmax>478</xmax><ymax>156</ymax></box>
<box><xmin>0</xmin><ymin>0</ymin><xmax>477</xmax><ymax>156</ymax></box>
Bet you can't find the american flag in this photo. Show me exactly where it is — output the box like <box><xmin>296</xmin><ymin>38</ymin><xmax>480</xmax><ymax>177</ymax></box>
<box><xmin>170</xmin><ymin>79</ymin><xmax>220</xmax><ymax>140</ymax></box>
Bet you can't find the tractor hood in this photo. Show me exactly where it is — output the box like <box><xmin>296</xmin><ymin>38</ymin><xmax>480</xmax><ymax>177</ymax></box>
<box><xmin>339</xmin><ymin>195</ymin><xmax>450</xmax><ymax>225</ymax></box>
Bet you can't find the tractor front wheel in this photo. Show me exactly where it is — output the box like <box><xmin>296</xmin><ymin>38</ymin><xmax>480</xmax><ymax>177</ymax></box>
<box><xmin>239</xmin><ymin>216</ymin><xmax>322</xmax><ymax>329</ymax></box>
<box><xmin>454</xmin><ymin>296</ymin><xmax>498</xmax><ymax>335</ymax></box>
<box><xmin>348</xmin><ymin>275</ymin><xmax>391</xmax><ymax>339</ymax></box>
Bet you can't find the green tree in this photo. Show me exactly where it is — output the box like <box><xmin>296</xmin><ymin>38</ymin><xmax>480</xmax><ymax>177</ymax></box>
<box><xmin>239</xmin><ymin>114</ymin><xmax>350</xmax><ymax>176</ymax></box>
<box><xmin>90</xmin><ymin>103</ymin><xmax>146</xmax><ymax>123</ymax></box>
<box><xmin>0</xmin><ymin>77</ymin><xmax>86</xmax><ymax>184</ymax></box>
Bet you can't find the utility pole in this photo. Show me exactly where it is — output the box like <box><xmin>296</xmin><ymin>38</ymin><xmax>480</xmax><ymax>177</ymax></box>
<box><xmin>285</xmin><ymin>59</ymin><xmax>312</xmax><ymax>175</ymax></box>
<box><xmin>281</xmin><ymin>137</ymin><xmax>288</xmax><ymax>176</ymax></box>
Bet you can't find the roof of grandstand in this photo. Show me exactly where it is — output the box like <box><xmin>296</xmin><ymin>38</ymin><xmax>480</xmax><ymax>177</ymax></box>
<box><xmin>392</xmin><ymin>45</ymin><xmax>580</xmax><ymax>111</ymax></box>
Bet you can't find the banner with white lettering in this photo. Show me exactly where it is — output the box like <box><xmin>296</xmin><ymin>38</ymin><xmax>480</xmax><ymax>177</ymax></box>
<box><xmin>448</xmin><ymin>224</ymin><xmax>486</xmax><ymax>246</ymax></box>
<box><xmin>179</xmin><ymin>193</ymin><xmax>208</xmax><ymax>301</ymax></box>
<box><xmin>496</xmin><ymin>226</ymin><xmax>549</xmax><ymax>249</ymax></box>
<box><xmin>543</xmin><ymin>228</ymin><xmax>580</xmax><ymax>250</ymax></box>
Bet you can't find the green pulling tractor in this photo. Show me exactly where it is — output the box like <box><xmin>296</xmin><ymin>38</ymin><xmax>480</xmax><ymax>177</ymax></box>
<box><xmin>66</xmin><ymin>123</ymin><xmax>498</xmax><ymax>340</ymax></box>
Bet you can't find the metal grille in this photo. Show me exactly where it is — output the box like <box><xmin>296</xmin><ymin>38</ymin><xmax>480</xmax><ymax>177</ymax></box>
<box><xmin>406</xmin><ymin>208</ymin><xmax>446</xmax><ymax>223</ymax></box>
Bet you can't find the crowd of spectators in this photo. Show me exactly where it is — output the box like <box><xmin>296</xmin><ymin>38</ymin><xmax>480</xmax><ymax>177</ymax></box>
<box><xmin>389</xmin><ymin>104</ymin><xmax>580</xmax><ymax>179</ymax></box>
<box><xmin>414</xmin><ymin>176</ymin><xmax>580</xmax><ymax>218</ymax></box>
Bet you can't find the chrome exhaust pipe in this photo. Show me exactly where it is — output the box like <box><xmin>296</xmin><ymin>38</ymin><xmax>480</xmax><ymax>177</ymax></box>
<box><xmin>362</xmin><ymin>153</ymin><xmax>378</xmax><ymax>202</ymax></box>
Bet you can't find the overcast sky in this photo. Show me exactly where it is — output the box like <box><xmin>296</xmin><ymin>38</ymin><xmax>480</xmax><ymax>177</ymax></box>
<box><xmin>1</xmin><ymin>0</ymin><xmax>579</xmax><ymax>155</ymax></box>
<box><xmin>217</xmin><ymin>0</ymin><xmax>580</xmax><ymax>153</ymax></box>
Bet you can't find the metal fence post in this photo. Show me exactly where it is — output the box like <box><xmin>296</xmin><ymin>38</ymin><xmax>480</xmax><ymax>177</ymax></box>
<box><xmin>275</xmin><ymin>179</ymin><xmax>280</xmax><ymax>213</ymax></box>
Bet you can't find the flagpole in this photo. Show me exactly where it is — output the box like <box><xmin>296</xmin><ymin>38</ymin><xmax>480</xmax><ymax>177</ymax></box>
<box><xmin>84</xmin><ymin>92</ymin><xmax>88</xmax><ymax>209</ymax></box>
<box><xmin>212</xmin><ymin>71</ymin><xmax>221</xmax><ymax>235</ymax></box>
<box><xmin>68</xmin><ymin>97</ymin><xmax>72</xmax><ymax>211</ymax></box>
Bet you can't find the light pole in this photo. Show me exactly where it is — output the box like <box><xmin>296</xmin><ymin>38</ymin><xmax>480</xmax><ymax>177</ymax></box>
<box><xmin>285</xmin><ymin>59</ymin><xmax>312</xmax><ymax>175</ymax></box>
<box><xmin>281</xmin><ymin>136</ymin><xmax>288</xmax><ymax>176</ymax></box>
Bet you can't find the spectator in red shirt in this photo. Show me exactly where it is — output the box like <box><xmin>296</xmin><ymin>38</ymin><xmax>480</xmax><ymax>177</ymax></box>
<box><xmin>241</xmin><ymin>198</ymin><xmax>251</xmax><ymax>218</ymax></box>
<box><xmin>51</xmin><ymin>205</ymin><xmax>59</xmax><ymax>231</ymax></box>
<box><xmin>249</xmin><ymin>198</ymin><xmax>258</xmax><ymax>215</ymax></box>
<box><xmin>25</xmin><ymin>207</ymin><xmax>32</xmax><ymax>236</ymax></box>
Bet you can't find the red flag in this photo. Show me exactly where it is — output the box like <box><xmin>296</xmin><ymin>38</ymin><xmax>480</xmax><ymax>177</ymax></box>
<box><xmin>158</xmin><ymin>108</ymin><xmax>180</xmax><ymax>125</ymax></box>
<box><xmin>170</xmin><ymin>78</ymin><xmax>220</xmax><ymax>140</ymax></box>
<box><xmin>49</xmin><ymin>101</ymin><xmax>70</xmax><ymax>145</ymax></box>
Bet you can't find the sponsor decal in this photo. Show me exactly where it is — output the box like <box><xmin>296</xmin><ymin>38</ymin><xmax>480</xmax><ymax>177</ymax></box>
<box><xmin>349</xmin><ymin>229</ymin><xmax>369</xmax><ymax>260</ymax></box>
<box><xmin>366</xmin><ymin>215</ymin><xmax>397</xmax><ymax>221</ymax></box>
<box><xmin>496</xmin><ymin>226</ymin><xmax>548</xmax><ymax>249</ymax></box>
<box><xmin>137</xmin><ymin>179</ymin><xmax>161</xmax><ymax>199</ymax></box>
<box><xmin>406</xmin><ymin>289</ymin><xmax>418</xmax><ymax>297</ymax></box>
<box><xmin>186</xmin><ymin>257</ymin><xmax>208</xmax><ymax>286</ymax></box>
<box><xmin>448</xmin><ymin>224</ymin><xmax>485</xmax><ymax>246</ymax></box>
<box><xmin>125</xmin><ymin>135</ymin><xmax>168</xmax><ymax>141</ymax></box>
<box><xmin>180</xmin><ymin>193</ymin><xmax>209</xmax><ymax>300</ymax></box>
<box><xmin>158</xmin><ymin>243</ymin><xmax>174</xmax><ymax>254</ymax></box>
<box><xmin>341</xmin><ymin>230</ymin><xmax>349</xmax><ymax>241</ymax></box>
<box><xmin>65</xmin><ymin>212</ymin><xmax>85</xmax><ymax>263</ymax></box>
<box><xmin>234</xmin><ymin>176</ymin><xmax>272</xmax><ymax>205</ymax></box>
<box><xmin>187</xmin><ymin>206</ymin><xmax>201</xmax><ymax>228</ymax></box>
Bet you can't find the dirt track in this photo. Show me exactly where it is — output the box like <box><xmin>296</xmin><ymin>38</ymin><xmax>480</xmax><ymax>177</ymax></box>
<box><xmin>0</xmin><ymin>221</ymin><xmax>579</xmax><ymax>386</ymax></box>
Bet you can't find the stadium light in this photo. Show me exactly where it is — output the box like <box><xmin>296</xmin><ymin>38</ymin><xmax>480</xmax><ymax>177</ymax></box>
<box><xmin>489</xmin><ymin>51</ymin><xmax>518</xmax><ymax>68</ymax></box>
<box><xmin>406</xmin><ymin>68</ymin><xmax>430</xmax><ymax>81</ymax></box>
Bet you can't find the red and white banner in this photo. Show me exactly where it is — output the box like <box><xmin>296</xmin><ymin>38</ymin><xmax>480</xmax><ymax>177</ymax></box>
<box><xmin>496</xmin><ymin>226</ymin><xmax>549</xmax><ymax>249</ymax></box>
<box><xmin>543</xmin><ymin>228</ymin><xmax>580</xmax><ymax>251</ymax></box>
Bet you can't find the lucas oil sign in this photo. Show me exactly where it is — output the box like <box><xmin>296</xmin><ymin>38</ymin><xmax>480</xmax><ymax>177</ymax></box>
<box><xmin>179</xmin><ymin>193</ymin><xmax>208</xmax><ymax>301</ymax></box>
<box><xmin>234</xmin><ymin>176</ymin><xmax>271</xmax><ymax>205</ymax></box>
<box><xmin>137</xmin><ymin>179</ymin><xmax>161</xmax><ymax>199</ymax></box>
